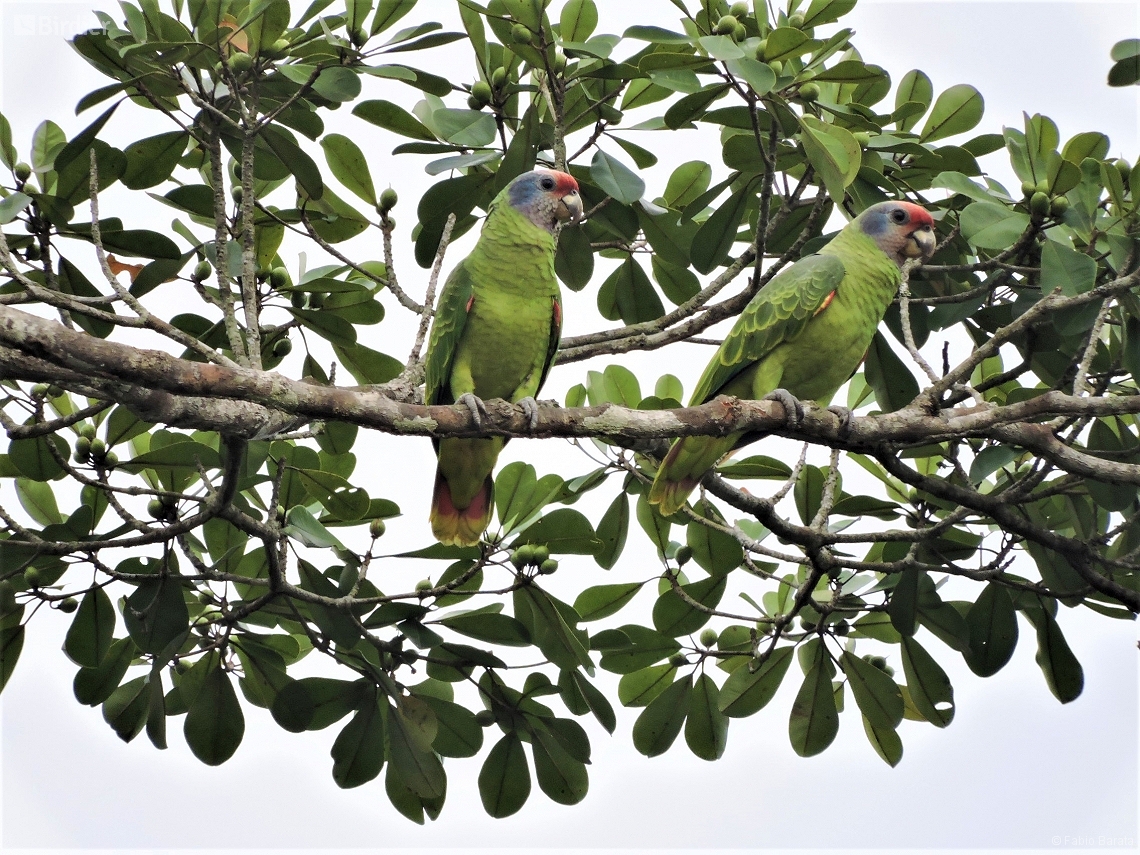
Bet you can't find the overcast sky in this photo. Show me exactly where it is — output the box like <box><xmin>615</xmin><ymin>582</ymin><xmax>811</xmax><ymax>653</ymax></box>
<box><xmin>0</xmin><ymin>1</ymin><xmax>1138</xmax><ymax>853</ymax></box>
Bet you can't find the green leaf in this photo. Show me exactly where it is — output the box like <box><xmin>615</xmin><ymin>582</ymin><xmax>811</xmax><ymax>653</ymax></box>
<box><xmin>719</xmin><ymin>646</ymin><xmax>794</xmax><ymax>717</ymax></box>
<box><xmin>438</xmin><ymin>611</ymin><xmax>531</xmax><ymax>646</ymax></box>
<box><xmin>691</xmin><ymin>182</ymin><xmax>752</xmax><ymax>274</ymax></box>
<box><xmin>632</xmin><ymin>673</ymin><xmax>692</xmax><ymax>757</ymax></box>
<box><xmin>184</xmin><ymin>662</ymin><xmax>245</xmax><ymax>764</ymax></box>
<box><xmin>574</xmin><ymin>582</ymin><xmax>643</xmax><ymax>622</ymax></box>
<box><xmin>597</xmin><ymin>624</ymin><xmax>681</xmax><ymax>674</ymax></box>
<box><xmin>590</xmin><ymin>149</ymin><xmax>645</xmax><ymax>204</ymax></box>
<box><xmin>370</xmin><ymin>0</ymin><xmax>417</xmax><ymax>34</ymax></box>
<box><xmin>554</xmin><ymin>222</ymin><xmax>594</xmax><ymax>292</ymax></box>
<box><xmin>0</xmin><ymin>625</ymin><xmax>25</xmax><ymax>695</ymax></box>
<box><xmin>532</xmin><ymin>728</ymin><xmax>589</xmax><ymax>805</ymax></box>
<box><xmin>684</xmin><ymin>673</ymin><xmax>728</xmax><ymax>760</ymax></box>
<box><xmin>725</xmin><ymin>57</ymin><xmax>775</xmax><ymax>96</ymax></box>
<box><xmin>788</xmin><ymin>641</ymin><xmax>838</xmax><ymax>757</ymax></box>
<box><xmin>262</xmin><ymin>125</ymin><xmax>323</xmax><ymax>199</ymax></box>
<box><xmin>0</xmin><ymin>192</ymin><xmax>32</xmax><ymax>224</ymax></box>
<box><xmin>479</xmin><ymin>734</ymin><xmax>530</xmax><ymax>817</ymax></box>
<box><xmin>330</xmin><ymin>694</ymin><xmax>386</xmax><ymax>788</ymax></box>
<box><xmin>417</xmin><ymin>694</ymin><xmax>483</xmax><ymax>757</ymax></box>
<box><xmin>840</xmin><ymin>651</ymin><xmax>903</xmax><ymax>731</ymax></box>
<box><xmin>1040</xmin><ymin>240</ymin><xmax>1096</xmax><ymax>296</ymax></box>
<box><xmin>9</xmin><ymin>435</ymin><xmax>67</xmax><ymax>481</ymax></box>
<box><xmin>964</xmin><ymin>582</ymin><xmax>1019</xmax><ymax>677</ymax></box>
<box><xmin>889</xmin><ymin>569</ymin><xmax>919</xmax><ymax>637</ymax></box>
<box><xmin>333</xmin><ymin>341</ymin><xmax>403</xmax><ymax>385</ymax></box>
<box><xmin>686</xmin><ymin>502</ymin><xmax>743</xmax><ymax>575</ymax></box>
<box><xmin>53</xmin><ymin>103</ymin><xmax>118</xmax><ymax>173</ymax></box>
<box><xmin>320</xmin><ymin>133</ymin><xmax>377</xmax><ymax>206</ymax></box>
<box><xmin>652</xmin><ymin>574</ymin><xmax>726</xmax><ymax>637</ymax></box>
<box><xmin>122</xmin><ymin>132</ymin><xmax>188</xmax><ymax>190</ymax></box>
<box><xmin>618</xmin><ymin>664</ymin><xmax>675</xmax><ymax>707</ymax></box>
<box><xmin>862</xmin><ymin>714</ymin><xmax>903</xmax><ymax>767</ymax></box>
<box><xmin>74</xmin><ymin>637</ymin><xmax>136</xmax><ymax>706</ymax></box>
<box><xmin>593</xmin><ymin>492</ymin><xmax>629</xmax><ymax>570</ymax></box>
<box><xmin>271</xmin><ymin>677</ymin><xmax>364</xmax><ymax>732</ymax></box>
<box><xmin>560</xmin><ymin>0</ymin><xmax>597</xmax><ymax>42</ymax></box>
<box><xmin>919</xmin><ymin>84</ymin><xmax>984</xmax><ymax>143</ymax></box>
<box><xmin>597</xmin><ymin>256</ymin><xmax>664</xmax><ymax>324</ymax></box>
<box><xmin>102</xmin><ymin>675</ymin><xmax>151</xmax><ymax>743</ymax></box>
<box><xmin>801</xmin><ymin>0</ymin><xmax>858</xmax><ymax>28</ymax></box>
<box><xmin>312</xmin><ymin>66</ymin><xmax>362</xmax><ymax>102</ymax></box>
<box><xmin>1027</xmin><ymin>608</ymin><xmax>1084</xmax><ymax>703</ymax></box>
<box><xmin>900</xmin><ymin>636</ymin><xmax>954</xmax><ymax>726</ymax></box>
<box><xmin>864</xmin><ymin>331</ymin><xmax>919</xmax><ymax>413</ymax></box>
<box><xmin>433</xmin><ymin>108</ymin><xmax>496</xmax><ymax>146</ymax></box>
<box><xmin>799</xmin><ymin>115</ymin><xmax>861</xmax><ymax>203</ymax></box>
<box><xmin>15</xmin><ymin>478</ymin><xmax>61</xmax><ymax>526</ymax></box>
<box><xmin>514</xmin><ymin>585</ymin><xmax>592</xmax><ymax>671</ymax></box>
<box><xmin>64</xmin><ymin>587</ymin><xmax>116</xmax><ymax>668</ymax></box>
<box><xmin>123</xmin><ymin>575</ymin><xmax>190</xmax><ymax>655</ymax></box>
<box><xmin>571</xmin><ymin>671</ymin><xmax>616</xmax><ymax>733</ymax></box>
<box><xmin>664</xmin><ymin>161</ymin><xmax>712</xmax><ymax>208</ymax></box>
<box><xmin>514</xmin><ymin>508</ymin><xmax>601</xmax><ymax>554</ymax></box>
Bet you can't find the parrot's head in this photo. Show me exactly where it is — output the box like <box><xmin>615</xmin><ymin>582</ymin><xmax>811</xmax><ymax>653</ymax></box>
<box><xmin>857</xmin><ymin>201</ymin><xmax>936</xmax><ymax>269</ymax></box>
<box><xmin>505</xmin><ymin>169</ymin><xmax>583</xmax><ymax>233</ymax></box>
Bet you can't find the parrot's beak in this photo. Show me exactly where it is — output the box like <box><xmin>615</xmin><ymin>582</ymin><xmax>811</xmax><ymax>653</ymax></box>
<box><xmin>557</xmin><ymin>190</ymin><xmax>584</xmax><ymax>225</ymax></box>
<box><xmin>904</xmin><ymin>225</ymin><xmax>936</xmax><ymax>261</ymax></box>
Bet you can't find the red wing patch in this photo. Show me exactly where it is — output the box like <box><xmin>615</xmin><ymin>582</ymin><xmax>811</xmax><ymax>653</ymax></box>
<box><xmin>813</xmin><ymin>290</ymin><xmax>837</xmax><ymax>317</ymax></box>
<box><xmin>465</xmin><ymin>294</ymin><xmax>475</xmax><ymax>313</ymax></box>
<box><xmin>552</xmin><ymin>298</ymin><xmax>562</xmax><ymax>327</ymax></box>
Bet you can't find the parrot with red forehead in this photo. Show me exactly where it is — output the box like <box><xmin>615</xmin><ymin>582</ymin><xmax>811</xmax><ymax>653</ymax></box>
<box><xmin>425</xmin><ymin>169</ymin><xmax>583</xmax><ymax>546</ymax></box>
<box><xmin>649</xmin><ymin>200</ymin><xmax>937</xmax><ymax>516</ymax></box>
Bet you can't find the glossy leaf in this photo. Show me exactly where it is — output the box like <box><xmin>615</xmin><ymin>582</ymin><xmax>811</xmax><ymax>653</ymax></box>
<box><xmin>479</xmin><ymin>734</ymin><xmax>530</xmax><ymax>818</ymax></box>
<box><xmin>788</xmin><ymin>641</ymin><xmax>839</xmax><ymax>757</ymax></box>
<box><xmin>964</xmin><ymin>582</ymin><xmax>1019</xmax><ymax>677</ymax></box>
<box><xmin>632</xmin><ymin>673</ymin><xmax>692</xmax><ymax>757</ymax></box>
<box><xmin>684</xmin><ymin>673</ymin><xmax>728</xmax><ymax>760</ymax></box>
<box><xmin>719</xmin><ymin>646</ymin><xmax>795</xmax><ymax>718</ymax></box>
<box><xmin>900</xmin><ymin>636</ymin><xmax>955</xmax><ymax>726</ymax></box>
<box><xmin>63</xmin><ymin>587</ymin><xmax>115</xmax><ymax>668</ymax></box>
<box><xmin>330</xmin><ymin>694</ymin><xmax>386</xmax><ymax>788</ymax></box>
<box><xmin>184</xmin><ymin>662</ymin><xmax>245</xmax><ymax>765</ymax></box>
<box><xmin>840</xmin><ymin>651</ymin><xmax>904</xmax><ymax>731</ymax></box>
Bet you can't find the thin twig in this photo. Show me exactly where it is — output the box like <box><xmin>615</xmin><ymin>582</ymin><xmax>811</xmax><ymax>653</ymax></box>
<box><xmin>410</xmin><ymin>213</ymin><xmax>456</xmax><ymax>365</ymax></box>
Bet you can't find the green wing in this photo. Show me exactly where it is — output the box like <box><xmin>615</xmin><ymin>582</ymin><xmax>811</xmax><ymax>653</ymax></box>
<box><xmin>689</xmin><ymin>254</ymin><xmax>847</xmax><ymax>405</ymax></box>
<box><xmin>424</xmin><ymin>260</ymin><xmax>476</xmax><ymax>406</ymax></box>
<box><xmin>533</xmin><ymin>295</ymin><xmax>562</xmax><ymax>396</ymax></box>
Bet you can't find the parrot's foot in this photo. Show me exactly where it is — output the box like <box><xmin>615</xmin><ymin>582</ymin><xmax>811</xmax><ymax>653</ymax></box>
<box><xmin>764</xmin><ymin>388</ymin><xmax>804</xmax><ymax>429</ymax></box>
<box><xmin>457</xmin><ymin>393</ymin><xmax>489</xmax><ymax>427</ymax></box>
<box><xmin>827</xmin><ymin>405</ymin><xmax>854</xmax><ymax>438</ymax></box>
<box><xmin>517</xmin><ymin>397</ymin><xmax>540</xmax><ymax>430</ymax></box>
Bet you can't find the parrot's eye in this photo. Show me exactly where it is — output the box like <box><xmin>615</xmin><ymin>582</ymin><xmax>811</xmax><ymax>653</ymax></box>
<box><xmin>540</xmin><ymin>176</ymin><xmax>556</xmax><ymax>191</ymax></box>
<box><xmin>890</xmin><ymin>208</ymin><xmax>907</xmax><ymax>224</ymax></box>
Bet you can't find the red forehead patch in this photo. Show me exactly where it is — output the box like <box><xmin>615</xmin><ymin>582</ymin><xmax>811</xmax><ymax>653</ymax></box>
<box><xmin>898</xmin><ymin>201</ymin><xmax>933</xmax><ymax>226</ymax></box>
<box><xmin>540</xmin><ymin>170</ymin><xmax>579</xmax><ymax>194</ymax></box>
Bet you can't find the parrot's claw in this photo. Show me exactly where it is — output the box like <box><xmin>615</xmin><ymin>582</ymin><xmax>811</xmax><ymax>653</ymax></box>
<box><xmin>518</xmin><ymin>397</ymin><xmax>540</xmax><ymax>430</ymax></box>
<box><xmin>764</xmin><ymin>388</ymin><xmax>804</xmax><ymax>430</ymax></box>
<box><xmin>827</xmin><ymin>405</ymin><xmax>854</xmax><ymax>438</ymax></box>
<box><xmin>457</xmin><ymin>393</ymin><xmax>488</xmax><ymax>427</ymax></box>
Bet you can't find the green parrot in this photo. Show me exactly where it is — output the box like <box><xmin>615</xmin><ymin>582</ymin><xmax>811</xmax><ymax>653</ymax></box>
<box><xmin>649</xmin><ymin>200</ymin><xmax>936</xmax><ymax>516</ymax></box>
<box><xmin>425</xmin><ymin>169</ymin><xmax>583</xmax><ymax>546</ymax></box>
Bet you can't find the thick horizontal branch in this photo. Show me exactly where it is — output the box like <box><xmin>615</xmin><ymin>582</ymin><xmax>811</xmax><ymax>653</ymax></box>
<box><xmin>6</xmin><ymin>306</ymin><xmax>1140</xmax><ymax>478</ymax></box>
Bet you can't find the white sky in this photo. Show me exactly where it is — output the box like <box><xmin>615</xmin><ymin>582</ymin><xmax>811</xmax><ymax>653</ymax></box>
<box><xmin>0</xmin><ymin>1</ymin><xmax>1138</xmax><ymax>853</ymax></box>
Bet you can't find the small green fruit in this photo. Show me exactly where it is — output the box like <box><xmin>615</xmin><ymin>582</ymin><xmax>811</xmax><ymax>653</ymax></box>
<box><xmin>147</xmin><ymin>499</ymin><xmax>166</xmax><ymax>519</ymax></box>
<box><xmin>729</xmin><ymin>1</ymin><xmax>750</xmax><ymax>18</ymax></box>
<box><xmin>474</xmin><ymin>710</ymin><xmax>496</xmax><ymax>726</ymax></box>
<box><xmin>73</xmin><ymin>448</ymin><xmax>90</xmax><ymax>464</ymax></box>
<box><xmin>552</xmin><ymin>50</ymin><xmax>567</xmax><ymax>73</ymax></box>
<box><xmin>89</xmin><ymin>438</ymin><xmax>107</xmax><ymax>457</ymax></box>
<box><xmin>732</xmin><ymin>22</ymin><xmax>747</xmax><ymax>42</ymax></box>
<box><xmin>852</xmin><ymin>131</ymin><xmax>872</xmax><ymax>146</ymax></box>
<box><xmin>415</xmin><ymin>578</ymin><xmax>433</xmax><ymax>593</ymax></box>
<box><xmin>699</xmin><ymin>628</ymin><xmax>718</xmax><ymax>647</ymax></box>
<box><xmin>491</xmin><ymin>66</ymin><xmax>508</xmax><ymax>87</ymax></box>
<box><xmin>715</xmin><ymin>14</ymin><xmax>738</xmax><ymax>35</ymax></box>
<box><xmin>866</xmin><ymin>654</ymin><xmax>889</xmax><ymax>670</ymax></box>
<box><xmin>174</xmin><ymin>658</ymin><xmax>192</xmax><ymax>674</ymax></box>
<box><xmin>768</xmin><ymin>59</ymin><xmax>783</xmax><ymax>75</ymax></box>
<box><xmin>833</xmin><ymin>619</ymin><xmax>849</xmax><ymax>636</ymax></box>
<box><xmin>271</xmin><ymin>338</ymin><xmax>292</xmax><ymax>358</ymax></box>
<box><xmin>46</xmin><ymin>385</ymin><xmax>62</xmax><ymax>398</ymax></box>
<box><xmin>798</xmin><ymin>81</ymin><xmax>820</xmax><ymax>102</ymax></box>
<box><xmin>511</xmin><ymin>23</ymin><xmax>533</xmax><ymax>44</ymax></box>
<box><xmin>192</xmin><ymin>259</ymin><xmax>212</xmax><ymax>282</ymax></box>
<box><xmin>24</xmin><ymin>243</ymin><xmax>41</xmax><ymax>261</ymax></box>
<box><xmin>58</xmin><ymin>597</ymin><xmax>79</xmax><ymax>613</ymax></box>
<box><xmin>668</xmin><ymin>652</ymin><xmax>688</xmax><ymax>667</ymax></box>
<box><xmin>1021</xmin><ymin>180</ymin><xmax>1037</xmax><ymax>198</ymax></box>
<box><xmin>1050</xmin><ymin>195</ymin><xmax>1070</xmax><ymax>217</ymax></box>
<box><xmin>349</xmin><ymin>26</ymin><xmax>367</xmax><ymax>47</ymax></box>
<box><xmin>674</xmin><ymin>545</ymin><xmax>693</xmax><ymax>566</ymax></box>
<box><xmin>471</xmin><ymin>80</ymin><xmax>493</xmax><ymax>105</ymax></box>
<box><xmin>798</xmin><ymin>617</ymin><xmax>816</xmax><ymax>631</ymax></box>
<box><xmin>266</xmin><ymin>38</ymin><xmax>291</xmax><ymax>59</ymax></box>
<box><xmin>1035</xmin><ymin>179</ymin><xmax>1051</xmax><ymax>194</ymax></box>
<box><xmin>30</xmin><ymin>383</ymin><xmax>49</xmax><ymax>398</ymax></box>
<box><xmin>467</xmin><ymin>95</ymin><xmax>484</xmax><ymax>111</ymax></box>
<box><xmin>231</xmin><ymin>185</ymin><xmax>243</xmax><ymax>204</ymax></box>
<box><xmin>1115</xmin><ymin>158</ymin><xmax>1132</xmax><ymax>185</ymax></box>
<box><xmin>1030</xmin><ymin>190</ymin><xmax>1051</xmax><ymax>218</ymax></box>
<box><xmin>290</xmin><ymin>290</ymin><xmax>306</xmax><ymax>308</ymax></box>
<box><xmin>197</xmin><ymin>591</ymin><xmax>213</xmax><ymax>606</ymax></box>
<box><xmin>754</xmin><ymin>38</ymin><xmax>767</xmax><ymax>60</ymax></box>
<box><xmin>13</xmin><ymin>162</ymin><xmax>31</xmax><ymax>182</ymax></box>
<box><xmin>369</xmin><ymin>518</ymin><xmax>387</xmax><ymax>538</ymax></box>
<box><xmin>379</xmin><ymin>187</ymin><xmax>398</xmax><ymax>211</ymax></box>
<box><xmin>103</xmin><ymin>451</ymin><xmax>118</xmax><ymax>468</ymax></box>
<box><xmin>538</xmin><ymin>558</ymin><xmax>559</xmax><ymax>575</ymax></box>
<box><xmin>270</xmin><ymin>267</ymin><xmax>288</xmax><ymax>289</ymax></box>
<box><xmin>24</xmin><ymin>567</ymin><xmax>42</xmax><ymax>589</ymax></box>
<box><xmin>229</xmin><ymin>52</ymin><xmax>253</xmax><ymax>75</ymax></box>
<box><xmin>75</xmin><ymin>436</ymin><xmax>91</xmax><ymax>457</ymax></box>
<box><xmin>308</xmin><ymin>292</ymin><xmax>325</xmax><ymax>309</ymax></box>
<box><xmin>514</xmin><ymin>544</ymin><xmax>537</xmax><ymax>565</ymax></box>
<box><xmin>787</xmin><ymin>12</ymin><xmax>805</xmax><ymax>28</ymax></box>
<box><xmin>78</xmin><ymin>423</ymin><xmax>96</xmax><ymax>440</ymax></box>
<box><xmin>531</xmin><ymin>544</ymin><xmax>550</xmax><ymax>565</ymax></box>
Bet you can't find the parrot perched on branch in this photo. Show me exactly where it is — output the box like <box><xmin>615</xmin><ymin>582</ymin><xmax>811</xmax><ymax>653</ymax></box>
<box><xmin>649</xmin><ymin>200</ymin><xmax>936</xmax><ymax>516</ymax></box>
<box><xmin>425</xmin><ymin>169</ymin><xmax>583</xmax><ymax>546</ymax></box>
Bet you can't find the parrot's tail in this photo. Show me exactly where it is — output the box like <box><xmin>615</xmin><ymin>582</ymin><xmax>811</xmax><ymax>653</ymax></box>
<box><xmin>430</xmin><ymin>469</ymin><xmax>494</xmax><ymax>547</ymax></box>
<box><xmin>649</xmin><ymin>433</ymin><xmax>741</xmax><ymax>516</ymax></box>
